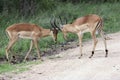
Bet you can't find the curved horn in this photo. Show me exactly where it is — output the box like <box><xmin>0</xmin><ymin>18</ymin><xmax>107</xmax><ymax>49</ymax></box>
<box><xmin>59</xmin><ymin>16</ymin><xmax>63</xmax><ymax>25</ymax></box>
<box><xmin>50</xmin><ymin>16</ymin><xmax>62</xmax><ymax>31</ymax></box>
<box><xmin>64</xmin><ymin>17</ymin><xmax>67</xmax><ymax>24</ymax></box>
<box><xmin>54</xmin><ymin>18</ymin><xmax>62</xmax><ymax>31</ymax></box>
<box><xmin>59</xmin><ymin>16</ymin><xmax>67</xmax><ymax>25</ymax></box>
<box><xmin>50</xmin><ymin>17</ymin><xmax>56</xmax><ymax>29</ymax></box>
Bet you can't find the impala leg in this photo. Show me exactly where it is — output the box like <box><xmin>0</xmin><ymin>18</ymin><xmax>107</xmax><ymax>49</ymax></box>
<box><xmin>100</xmin><ymin>30</ymin><xmax>108</xmax><ymax>57</ymax></box>
<box><xmin>77</xmin><ymin>32</ymin><xmax>83</xmax><ymax>59</ymax></box>
<box><xmin>63</xmin><ymin>32</ymin><xmax>68</xmax><ymax>42</ymax></box>
<box><xmin>33</xmin><ymin>39</ymin><xmax>41</xmax><ymax>60</ymax></box>
<box><xmin>89</xmin><ymin>32</ymin><xmax>98</xmax><ymax>58</ymax></box>
<box><xmin>6</xmin><ymin>37</ymin><xmax>18</xmax><ymax>61</ymax></box>
<box><xmin>24</xmin><ymin>40</ymin><xmax>34</xmax><ymax>61</ymax></box>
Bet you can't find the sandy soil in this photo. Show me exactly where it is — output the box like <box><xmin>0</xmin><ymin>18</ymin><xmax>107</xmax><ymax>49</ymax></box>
<box><xmin>1</xmin><ymin>32</ymin><xmax>120</xmax><ymax>80</ymax></box>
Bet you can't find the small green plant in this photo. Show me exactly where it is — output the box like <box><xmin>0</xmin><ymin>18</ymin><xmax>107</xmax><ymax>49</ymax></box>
<box><xmin>0</xmin><ymin>60</ymin><xmax>41</xmax><ymax>74</ymax></box>
<box><xmin>0</xmin><ymin>62</ymin><xmax>16</xmax><ymax>74</ymax></box>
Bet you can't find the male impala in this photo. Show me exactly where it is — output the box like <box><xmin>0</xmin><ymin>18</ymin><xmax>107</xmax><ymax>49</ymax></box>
<box><xmin>53</xmin><ymin>14</ymin><xmax>108</xmax><ymax>58</ymax></box>
<box><xmin>5</xmin><ymin>22</ymin><xmax>58</xmax><ymax>61</ymax></box>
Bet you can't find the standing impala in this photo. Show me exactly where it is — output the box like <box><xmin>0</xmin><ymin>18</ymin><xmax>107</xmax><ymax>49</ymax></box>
<box><xmin>5</xmin><ymin>21</ymin><xmax>58</xmax><ymax>61</ymax></box>
<box><xmin>53</xmin><ymin>14</ymin><xmax>108</xmax><ymax>58</ymax></box>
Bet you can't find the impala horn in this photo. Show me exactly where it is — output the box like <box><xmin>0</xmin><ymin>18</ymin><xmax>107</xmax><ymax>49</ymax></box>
<box><xmin>50</xmin><ymin>17</ymin><xmax>57</xmax><ymax>30</ymax></box>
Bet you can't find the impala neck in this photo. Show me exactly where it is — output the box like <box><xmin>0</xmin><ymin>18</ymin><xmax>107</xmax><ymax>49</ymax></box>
<box><xmin>41</xmin><ymin>28</ymin><xmax>51</xmax><ymax>37</ymax></box>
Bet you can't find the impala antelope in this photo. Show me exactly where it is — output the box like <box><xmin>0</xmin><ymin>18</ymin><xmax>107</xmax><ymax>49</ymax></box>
<box><xmin>5</xmin><ymin>21</ymin><xmax>58</xmax><ymax>62</ymax></box>
<box><xmin>52</xmin><ymin>14</ymin><xmax>108</xmax><ymax>58</ymax></box>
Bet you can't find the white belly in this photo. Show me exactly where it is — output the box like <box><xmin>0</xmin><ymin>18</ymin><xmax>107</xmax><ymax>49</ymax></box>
<box><xmin>18</xmin><ymin>31</ymin><xmax>34</xmax><ymax>39</ymax></box>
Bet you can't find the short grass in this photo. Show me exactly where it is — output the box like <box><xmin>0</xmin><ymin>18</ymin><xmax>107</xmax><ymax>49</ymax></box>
<box><xmin>0</xmin><ymin>60</ymin><xmax>41</xmax><ymax>74</ymax></box>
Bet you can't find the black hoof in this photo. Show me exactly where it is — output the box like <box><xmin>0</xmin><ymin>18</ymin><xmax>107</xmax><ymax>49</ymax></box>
<box><xmin>6</xmin><ymin>59</ymin><xmax>9</xmax><ymax>62</ymax></box>
<box><xmin>40</xmin><ymin>59</ymin><xmax>44</xmax><ymax>62</ymax></box>
<box><xmin>105</xmin><ymin>55</ymin><xmax>108</xmax><ymax>57</ymax></box>
<box><xmin>78</xmin><ymin>54</ymin><xmax>83</xmax><ymax>59</ymax></box>
<box><xmin>105</xmin><ymin>49</ymin><xmax>108</xmax><ymax>58</ymax></box>
<box><xmin>89</xmin><ymin>56</ymin><xmax>92</xmax><ymax>58</ymax></box>
<box><xmin>89</xmin><ymin>51</ymin><xmax>94</xmax><ymax>58</ymax></box>
<box><xmin>78</xmin><ymin>57</ymin><xmax>81</xmax><ymax>59</ymax></box>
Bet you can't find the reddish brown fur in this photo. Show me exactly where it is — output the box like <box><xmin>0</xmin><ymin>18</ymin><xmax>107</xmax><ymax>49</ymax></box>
<box><xmin>7</xmin><ymin>23</ymin><xmax>42</xmax><ymax>31</ymax></box>
<box><xmin>72</xmin><ymin>14</ymin><xmax>101</xmax><ymax>26</ymax></box>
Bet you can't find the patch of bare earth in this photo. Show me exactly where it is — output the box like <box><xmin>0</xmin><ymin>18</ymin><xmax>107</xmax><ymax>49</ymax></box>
<box><xmin>1</xmin><ymin>32</ymin><xmax>120</xmax><ymax>80</ymax></box>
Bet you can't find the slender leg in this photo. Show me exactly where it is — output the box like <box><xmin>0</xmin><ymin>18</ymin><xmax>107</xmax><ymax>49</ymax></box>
<box><xmin>63</xmin><ymin>32</ymin><xmax>67</xmax><ymax>40</ymax></box>
<box><xmin>24</xmin><ymin>40</ymin><xmax>34</xmax><ymax>61</ymax></box>
<box><xmin>77</xmin><ymin>32</ymin><xmax>83</xmax><ymax>59</ymax></box>
<box><xmin>6</xmin><ymin>37</ymin><xmax>18</xmax><ymax>61</ymax></box>
<box><xmin>89</xmin><ymin>32</ymin><xmax>98</xmax><ymax>58</ymax></box>
<box><xmin>100</xmin><ymin>30</ymin><xmax>108</xmax><ymax>57</ymax></box>
<box><xmin>33</xmin><ymin>39</ymin><xmax>41</xmax><ymax>60</ymax></box>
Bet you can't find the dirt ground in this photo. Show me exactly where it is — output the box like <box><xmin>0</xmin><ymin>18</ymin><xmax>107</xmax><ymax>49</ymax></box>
<box><xmin>0</xmin><ymin>32</ymin><xmax>120</xmax><ymax>80</ymax></box>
